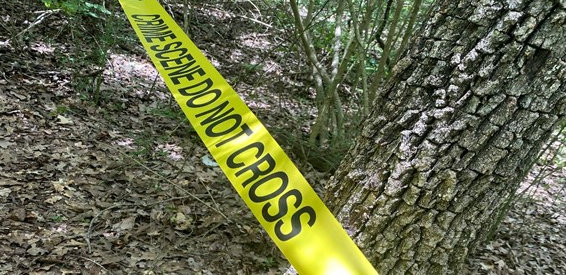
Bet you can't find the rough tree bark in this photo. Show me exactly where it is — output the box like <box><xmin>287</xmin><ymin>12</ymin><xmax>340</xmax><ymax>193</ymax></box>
<box><xmin>326</xmin><ymin>0</ymin><xmax>566</xmax><ymax>274</ymax></box>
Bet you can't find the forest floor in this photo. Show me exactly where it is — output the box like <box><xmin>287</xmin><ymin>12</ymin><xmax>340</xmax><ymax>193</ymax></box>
<box><xmin>0</xmin><ymin>1</ymin><xmax>564</xmax><ymax>275</ymax></box>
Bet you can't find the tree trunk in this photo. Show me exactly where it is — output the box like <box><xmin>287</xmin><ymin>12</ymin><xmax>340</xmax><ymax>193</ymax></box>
<box><xmin>326</xmin><ymin>0</ymin><xmax>566</xmax><ymax>274</ymax></box>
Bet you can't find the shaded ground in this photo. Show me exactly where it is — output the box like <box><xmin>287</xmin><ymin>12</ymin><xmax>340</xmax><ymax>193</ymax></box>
<box><xmin>0</xmin><ymin>1</ymin><xmax>297</xmax><ymax>274</ymax></box>
<box><xmin>1</xmin><ymin>1</ymin><xmax>564</xmax><ymax>275</ymax></box>
<box><xmin>464</xmin><ymin>159</ymin><xmax>566</xmax><ymax>275</ymax></box>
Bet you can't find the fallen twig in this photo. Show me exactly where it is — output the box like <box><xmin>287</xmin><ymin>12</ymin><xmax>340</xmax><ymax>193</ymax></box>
<box><xmin>8</xmin><ymin>9</ymin><xmax>60</xmax><ymax>44</ymax></box>
<box><xmin>120</xmin><ymin>150</ymin><xmax>232</xmax><ymax>222</ymax></box>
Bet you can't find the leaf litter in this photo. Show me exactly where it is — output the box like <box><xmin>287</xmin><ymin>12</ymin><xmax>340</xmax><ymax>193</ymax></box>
<box><xmin>0</xmin><ymin>2</ymin><xmax>289</xmax><ymax>274</ymax></box>
<box><xmin>0</xmin><ymin>1</ymin><xmax>564</xmax><ymax>275</ymax></box>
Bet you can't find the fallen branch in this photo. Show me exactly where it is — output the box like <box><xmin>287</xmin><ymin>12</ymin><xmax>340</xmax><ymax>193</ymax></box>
<box><xmin>7</xmin><ymin>9</ymin><xmax>60</xmax><ymax>44</ymax></box>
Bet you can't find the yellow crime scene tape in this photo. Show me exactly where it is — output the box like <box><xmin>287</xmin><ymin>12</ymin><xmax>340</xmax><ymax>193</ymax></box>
<box><xmin>118</xmin><ymin>0</ymin><xmax>378</xmax><ymax>274</ymax></box>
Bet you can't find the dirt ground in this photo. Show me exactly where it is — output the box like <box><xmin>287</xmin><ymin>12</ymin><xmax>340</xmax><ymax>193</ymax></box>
<box><xmin>1</xmin><ymin>1</ymin><xmax>564</xmax><ymax>274</ymax></box>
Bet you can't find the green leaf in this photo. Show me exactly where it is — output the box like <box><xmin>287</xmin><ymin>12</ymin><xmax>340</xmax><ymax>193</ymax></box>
<box><xmin>85</xmin><ymin>2</ymin><xmax>111</xmax><ymax>15</ymax></box>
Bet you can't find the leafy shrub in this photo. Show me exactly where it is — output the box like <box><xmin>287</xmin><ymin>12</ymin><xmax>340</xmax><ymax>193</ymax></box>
<box><xmin>41</xmin><ymin>0</ymin><xmax>110</xmax><ymax>18</ymax></box>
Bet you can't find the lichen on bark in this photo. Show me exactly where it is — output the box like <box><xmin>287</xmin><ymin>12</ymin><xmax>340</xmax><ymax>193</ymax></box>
<box><xmin>325</xmin><ymin>0</ymin><xmax>566</xmax><ymax>274</ymax></box>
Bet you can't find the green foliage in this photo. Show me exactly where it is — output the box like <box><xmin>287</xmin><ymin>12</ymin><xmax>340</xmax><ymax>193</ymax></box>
<box><xmin>150</xmin><ymin>104</ymin><xmax>185</xmax><ymax>120</ymax></box>
<box><xmin>258</xmin><ymin>255</ymin><xmax>278</xmax><ymax>270</ymax></box>
<box><xmin>49</xmin><ymin>215</ymin><xmax>65</xmax><ymax>222</ymax></box>
<box><xmin>41</xmin><ymin>0</ymin><xmax>110</xmax><ymax>18</ymax></box>
<box><xmin>48</xmin><ymin>105</ymin><xmax>69</xmax><ymax>117</ymax></box>
<box><xmin>132</xmin><ymin>131</ymin><xmax>155</xmax><ymax>159</ymax></box>
<box><xmin>242</xmin><ymin>63</ymin><xmax>264</xmax><ymax>74</ymax></box>
<box><xmin>44</xmin><ymin>0</ymin><xmax>123</xmax><ymax>105</ymax></box>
